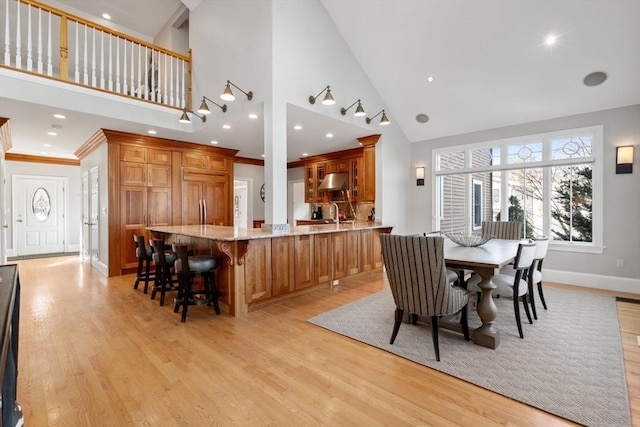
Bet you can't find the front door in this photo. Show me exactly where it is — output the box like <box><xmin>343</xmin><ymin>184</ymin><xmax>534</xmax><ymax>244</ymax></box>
<box><xmin>13</xmin><ymin>175</ymin><xmax>66</xmax><ymax>256</ymax></box>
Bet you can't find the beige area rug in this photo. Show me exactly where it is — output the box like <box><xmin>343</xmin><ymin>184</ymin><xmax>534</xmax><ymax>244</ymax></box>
<box><xmin>308</xmin><ymin>287</ymin><xmax>630</xmax><ymax>426</ymax></box>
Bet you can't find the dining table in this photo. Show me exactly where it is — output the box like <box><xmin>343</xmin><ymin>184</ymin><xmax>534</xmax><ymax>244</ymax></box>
<box><xmin>444</xmin><ymin>238</ymin><xmax>520</xmax><ymax>349</ymax></box>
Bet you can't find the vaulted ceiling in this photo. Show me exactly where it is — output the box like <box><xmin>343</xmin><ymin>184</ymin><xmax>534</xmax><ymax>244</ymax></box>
<box><xmin>2</xmin><ymin>0</ymin><xmax>638</xmax><ymax>162</ymax></box>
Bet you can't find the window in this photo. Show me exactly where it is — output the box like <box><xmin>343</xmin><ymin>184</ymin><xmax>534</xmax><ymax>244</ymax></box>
<box><xmin>432</xmin><ymin>126</ymin><xmax>602</xmax><ymax>253</ymax></box>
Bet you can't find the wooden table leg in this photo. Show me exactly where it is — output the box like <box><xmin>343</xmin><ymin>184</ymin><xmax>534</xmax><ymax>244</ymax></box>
<box><xmin>471</xmin><ymin>267</ymin><xmax>500</xmax><ymax>349</ymax></box>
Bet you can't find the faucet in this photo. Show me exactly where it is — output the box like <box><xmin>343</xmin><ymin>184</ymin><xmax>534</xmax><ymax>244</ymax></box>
<box><xmin>331</xmin><ymin>203</ymin><xmax>339</xmax><ymax>224</ymax></box>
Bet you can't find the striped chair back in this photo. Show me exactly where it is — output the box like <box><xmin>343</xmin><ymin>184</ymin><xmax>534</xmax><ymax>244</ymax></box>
<box><xmin>481</xmin><ymin>221</ymin><xmax>523</xmax><ymax>240</ymax></box>
<box><xmin>380</xmin><ymin>234</ymin><xmax>467</xmax><ymax>317</ymax></box>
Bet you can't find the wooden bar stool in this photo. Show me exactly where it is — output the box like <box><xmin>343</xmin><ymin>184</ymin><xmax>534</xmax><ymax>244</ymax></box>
<box><xmin>172</xmin><ymin>244</ymin><xmax>221</xmax><ymax>323</ymax></box>
<box><xmin>149</xmin><ymin>239</ymin><xmax>179</xmax><ymax>306</ymax></box>
<box><xmin>133</xmin><ymin>235</ymin><xmax>155</xmax><ymax>294</ymax></box>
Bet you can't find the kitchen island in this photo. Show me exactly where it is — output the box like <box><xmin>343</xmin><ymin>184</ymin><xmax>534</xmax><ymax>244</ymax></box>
<box><xmin>148</xmin><ymin>223</ymin><xmax>393</xmax><ymax>315</ymax></box>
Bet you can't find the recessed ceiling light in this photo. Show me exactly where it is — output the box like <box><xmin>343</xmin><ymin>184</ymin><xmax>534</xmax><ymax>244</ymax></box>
<box><xmin>416</xmin><ymin>113</ymin><xmax>429</xmax><ymax>123</ymax></box>
<box><xmin>47</xmin><ymin>131</ymin><xmax>57</xmax><ymax>136</ymax></box>
<box><xmin>147</xmin><ymin>130</ymin><xmax>157</xmax><ymax>135</ymax></box>
<box><xmin>102</xmin><ymin>13</ymin><xmax>111</xmax><ymax>20</ymax></box>
<box><xmin>294</xmin><ymin>125</ymin><xmax>302</xmax><ymax>130</ymax></box>
<box><xmin>545</xmin><ymin>34</ymin><xmax>557</xmax><ymax>46</ymax></box>
<box><xmin>261</xmin><ymin>154</ymin><xmax>265</xmax><ymax>158</ymax></box>
<box><xmin>326</xmin><ymin>133</ymin><xmax>334</xmax><ymax>138</ymax></box>
<box><xmin>53</xmin><ymin>113</ymin><xmax>66</xmax><ymax>119</ymax></box>
<box><xmin>583</xmin><ymin>71</ymin><xmax>607</xmax><ymax>87</ymax></box>
<box><xmin>222</xmin><ymin>124</ymin><xmax>231</xmax><ymax>129</ymax></box>
<box><xmin>40</xmin><ymin>151</ymin><xmax>47</xmax><ymax>155</ymax></box>
<box><xmin>211</xmin><ymin>140</ymin><xmax>218</xmax><ymax>145</ymax></box>
<box><xmin>302</xmin><ymin>153</ymin><xmax>308</xmax><ymax>156</ymax></box>
<box><xmin>43</xmin><ymin>143</ymin><xmax>51</xmax><ymax>147</ymax></box>
<box><xmin>248</xmin><ymin>113</ymin><xmax>258</xmax><ymax>119</ymax></box>
<box><xmin>426</xmin><ymin>76</ymin><xmax>434</xmax><ymax>82</ymax></box>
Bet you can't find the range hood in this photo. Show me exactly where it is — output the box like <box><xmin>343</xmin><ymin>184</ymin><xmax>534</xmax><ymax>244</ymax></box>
<box><xmin>318</xmin><ymin>172</ymin><xmax>348</xmax><ymax>191</ymax></box>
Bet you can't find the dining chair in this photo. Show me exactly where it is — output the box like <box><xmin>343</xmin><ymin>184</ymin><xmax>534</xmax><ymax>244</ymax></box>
<box><xmin>423</xmin><ymin>231</ymin><xmax>461</xmax><ymax>285</ymax></box>
<box><xmin>468</xmin><ymin>240</ymin><xmax>536</xmax><ymax>338</ymax></box>
<box><xmin>529</xmin><ymin>236</ymin><xmax>550</xmax><ymax>318</ymax></box>
<box><xmin>481</xmin><ymin>221</ymin><xmax>523</xmax><ymax>240</ymax></box>
<box><xmin>380</xmin><ymin>234</ymin><xmax>470</xmax><ymax>361</ymax></box>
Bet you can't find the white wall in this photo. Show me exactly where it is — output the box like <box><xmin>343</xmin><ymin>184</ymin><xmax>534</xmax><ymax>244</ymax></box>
<box><xmin>409</xmin><ymin>105</ymin><xmax>640</xmax><ymax>292</ymax></box>
<box><xmin>3</xmin><ymin>161</ymin><xmax>82</xmax><ymax>255</ymax></box>
<box><xmin>234</xmin><ymin>163</ymin><xmax>265</xmax><ymax>223</ymax></box>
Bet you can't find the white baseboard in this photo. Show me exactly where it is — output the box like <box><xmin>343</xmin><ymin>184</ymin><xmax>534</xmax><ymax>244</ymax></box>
<box><xmin>68</xmin><ymin>243</ymin><xmax>81</xmax><ymax>253</ymax></box>
<box><xmin>545</xmin><ymin>269</ymin><xmax>640</xmax><ymax>295</ymax></box>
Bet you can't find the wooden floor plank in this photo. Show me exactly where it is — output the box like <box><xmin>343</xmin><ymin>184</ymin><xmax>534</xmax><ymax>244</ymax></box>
<box><xmin>11</xmin><ymin>256</ymin><xmax>638</xmax><ymax>426</ymax></box>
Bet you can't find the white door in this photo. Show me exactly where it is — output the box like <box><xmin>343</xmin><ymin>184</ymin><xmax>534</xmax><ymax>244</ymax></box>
<box><xmin>233</xmin><ymin>180</ymin><xmax>248</xmax><ymax>229</ymax></box>
<box><xmin>13</xmin><ymin>175</ymin><xmax>66</xmax><ymax>256</ymax></box>
<box><xmin>81</xmin><ymin>171</ymin><xmax>90</xmax><ymax>262</ymax></box>
<box><xmin>89</xmin><ymin>167</ymin><xmax>100</xmax><ymax>268</ymax></box>
<box><xmin>291</xmin><ymin>181</ymin><xmax>308</xmax><ymax>222</ymax></box>
<box><xmin>0</xmin><ymin>153</ymin><xmax>6</xmax><ymax>264</ymax></box>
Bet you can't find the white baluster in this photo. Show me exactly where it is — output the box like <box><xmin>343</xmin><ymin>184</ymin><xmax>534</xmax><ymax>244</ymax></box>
<box><xmin>169</xmin><ymin>55</ymin><xmax>174</xmax><ymax>106</ymax></box>
<box><xmin>83</xmin><ymin>24</ymin><xmax>88</xmax><ymax>84</ymax></box>
<box><xmin>26</xmin><ymin>5</ymin><xmax>32</xmax><ymax>71</ymax></box>
<box><xmin>163</xmin><ymin>53</ymin><xmax>167</xmax><ymax>105</ymax></box>
<box><xmin>91</xmin><ymin>27</ymin><xmax>97</xmax><ymax>87</ymax></box>
<box><xmin>105</xmin><ymin>32</ymin><xmax>110</xmax><ymax>91</ymax></box>
<box><xmin>74</xmin><ymin>21</ymin><xmax>79</xmax><ymax>82</ymax></box>
<box><xmin>116</xmin><ymin>37</ymin><xmax>121</xmax><ymax>93</ymax></box>
<box><xmin>100</xmin><ymin>31</ymin><xmax>105</xmax><ymax>89</ymax></box>
<box><xmin>122</xmin><ymin>38</ymin><xmax>127</xmax><ymax>95</ymax></box>
<box><xmin>3</xmin><ymin>0</ymin><xmax>10</xmax><ymax>65</ymax></box>
<box><xmin>145</xmin><ymin>47</ymin><xmax>150</xmax><ymax>100</ymax></box>
<box><xmin>47</xmin><ymin>12</ymin><xmax>52</xmax><ymax>75</ymax></box>
<box><xmin>37</xmin><ymin>7</ymin><xmax>42</xmax><ymax>73</ymax></box>
<box><xmin>15</xmin><ymin>1</ymin><xmax>21</xmax><ymax>68</ymax></box>
<box><xmin>130</xmin><ymin>41</ymin><xmax>135</xmax><ymax>97</ymax></box>
<box><xmin>180</xmin><ymin>60</ymin><xmax>185</xmax><ymax>109</ymax></box>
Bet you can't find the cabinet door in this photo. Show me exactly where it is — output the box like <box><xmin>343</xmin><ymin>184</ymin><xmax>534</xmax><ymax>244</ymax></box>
<box><xmin>202</xmin><ymin>180</ymin><xmax>229</xmax><ymax>225</ymax></box>
<box><xmin>244</xmin><ymin>238</ymin><xmax>272</xmax><ymax>302</ymax></box>
<box><xmin>272</xmin><ymin>236</ymin><xmax>294</xmax><ymax>296</ymax></box>
<box><xmin>346</xmin><ymin>230</ymin><xmax>360</xmax><ymax>275</ymax></box>
<box><xmin>121</xmin><ymin>161</ymin><xmax>146</xmax><ymax>186</ymax></box>
<box><xmin>182</xmin><ymin>181</ymin><xmax>203</xmax><ymax>225</ymax></box>
<box><xmin>182</xmin><ymin>152</ymin><xmax>207</xmax><ymax>169</ymax></box>
<box><xmin>360</xmin><ymin>229</ymin><xmax>374</xmax><ymax>272</ymax></box>
<box><xmin>147</xmin><ymin>148</ymin><xmax>172</xmax><ymax>165</ymax></box>
<box><xmin>204</xmin><ymin>154</ymin><xmax>230</xmax><ymax>171</ymax></box>
<box><xmin>305</xmin><ymin>165</ymin><xmax>314</xmax><ymax>203</ymax></box>
<box><xmin>332</xmin><ymin>232</ymin><xmax>347</xmax><ymax>280</ymax></box>
<box><xmin>148</xmin><ymin>187</ymin><xmax>171</xmax><ymax>227</ymax></box>
<box><xmin>314</xmin><ymin>232</ymin><xmax>332</xmax><ymax>285</ymax></box>
<box><xmin>316</xmin><ymin>163</ymin><xmax>326</xmax><ymax>202</ymax></box>
<box><xmin>120</xmin><ymin>186</ymin><xmax>147</xmax><ymax>269</ymax></box>
<box><xmin>120</xmin><ymin>145</ymin><xmax>146</xmax><ymax>163</ymax></box>
<box><xmin>148</xmin><ymin>164</ymin><xmax>171</xmax><ymax>187</ymax></box>
<box><xmin>349</xmin><ymin>158</ymin><xmax>361</xmax><ymax>201</ymax></box>
<box><xmin>294</xmin><ymin>234</ymin><xmax>314</xmax><ymax>289</ymax></box>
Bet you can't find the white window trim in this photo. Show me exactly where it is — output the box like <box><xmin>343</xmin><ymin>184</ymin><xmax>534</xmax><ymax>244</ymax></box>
<box><xmin>431</xmin><ymin>125</ymin><xmax>603</xmax><ymax>254</ymax></box>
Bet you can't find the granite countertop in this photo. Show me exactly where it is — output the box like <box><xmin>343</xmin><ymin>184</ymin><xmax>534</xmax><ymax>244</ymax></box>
<box><xmin>147</xmin><ymin>222</ymin><xmax>392</xmax><ymax>241</ymax></box>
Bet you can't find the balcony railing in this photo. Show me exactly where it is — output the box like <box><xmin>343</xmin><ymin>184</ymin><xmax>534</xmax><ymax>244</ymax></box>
<box><xmin>0</xmin><ymin>0</ymin><xmax>191</xmax><ymax>110</ymax></box>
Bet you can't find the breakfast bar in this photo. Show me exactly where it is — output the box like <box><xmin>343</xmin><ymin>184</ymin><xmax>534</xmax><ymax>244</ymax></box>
<box><xmin>148</xmin><ymin>223</ymin><xmax>393</xmax><ymax>315</ymax></box>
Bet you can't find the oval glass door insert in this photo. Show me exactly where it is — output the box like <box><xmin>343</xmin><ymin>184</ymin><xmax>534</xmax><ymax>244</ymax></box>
<box><xmin>32</xmin><ymin>187</ymin><xmax>51</xmax><ymax>221</ymax></box>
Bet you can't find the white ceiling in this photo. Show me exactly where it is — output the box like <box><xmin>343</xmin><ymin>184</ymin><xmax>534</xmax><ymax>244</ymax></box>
<box><xmin>2</xmin><ymin>0</ymin><xmax>639</xmax><ymax>163</ymax></box>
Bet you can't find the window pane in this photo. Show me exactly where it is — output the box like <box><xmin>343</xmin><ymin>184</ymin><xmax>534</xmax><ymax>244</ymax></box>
<box><xmin>471</xmin><ymin>147</ymin><xmax>498</xmax><ymax>167</ymax></box>
<box><xmin>551</xmin><ymin>135</ymin><xmax>593</xmax><ymax>160</ymax></box>
<box><xmin>438</xmin><ymin>151</ymin><xmax>465</xmax><ymax>171</ymax></box>
<box><xmin>506</xmin><ymin>142</ymin><xmax>543</xmax><ymax>165</ymax></box>
<box><xmin>550</xmin><ymin>164</ymin><xmax>593</xmax><ymax>242</ymax></box>
<box><xmin>440</xmin><ymin>174</ymin><xmax>466</xmax><ymax>233</ymax></box>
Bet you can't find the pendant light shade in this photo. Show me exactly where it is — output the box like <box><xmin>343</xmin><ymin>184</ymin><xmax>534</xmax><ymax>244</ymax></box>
<box><xmin>221</xmin><ymin>80</ymin><xmax>254</xmax><ymax>102</ymax></box>
<box><xmin>197</xmin><ymin>96</ymin><xmax>227</xmax><ymax>115</ymax></box>
<box><xmin>366</xmin><ymin>109</ymin><xmax>390</xmax><ymax>126</ymax></box>
<box><xmin>340</xmin><ymin>99</ymin><xmax>366</xmax><ymax>117</ymax></box>
<box><xmin>308</xmin><ymin>85</ymin><xmax>335</xmax><ymax>105</ymax></box>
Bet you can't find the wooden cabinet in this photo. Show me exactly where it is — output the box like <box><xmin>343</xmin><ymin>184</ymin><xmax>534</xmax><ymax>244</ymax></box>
<box><xmin>346</xmin><ymin>230</ymin><xmax>360</xmax><ymax>275</ymax></box>
<box><xmin>331</xmin><ymin>232</ymin><xmax>347</xmax><ymax>280</ymax></box>
<box><xmin>294</xmin><ymin>234</ymin><xmax>314</xmax><ymax>289</ymax></box>
<box><xmin>182</xmin><ymin>168</ymin><xmax>231</xmax><ymax>226</ymax></box>
<box><xmin>244</xmin><ymin>238</ymin><xmax>271</xmax><ymax>303</ymax></box>
<box><xmin>182</xmin><ymin>151</ymin><xmax>230</xmax><ymax>171</ymax></box>
<box><xmin>314</xmin><ymin>232</ymin><xmax>332</xmax><ymax>285</ymax></box>
<box><xmin>360</xmin><ymin>229</ymin><xmax>374</xmax><ymax>272</ymax></box>
<box><xmin>304</xmin><ymin>163</ymin><xmax>327</xmax><ymax>203</ymax></box>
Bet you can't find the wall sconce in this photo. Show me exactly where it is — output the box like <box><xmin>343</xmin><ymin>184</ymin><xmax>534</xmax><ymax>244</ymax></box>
<box><xmin>616</xmin><ymin>146</ymin><xmax>634</xmax><ymax>174</ymax></box>
<box><xmin>416</xmin><ymin>167</ymin><xmax>425</xmax><ymax>186</ymax></box>
<box><xmin>340</xmin><ymin>99</ymin><xmax>366</xmax><ymax>117</ymax></box>
<box><xmin>308</xmin><ymin>85</ymin><xmax>335</xmax><ymax>105</ymax></box>
<box><xmin>179</xmin><ymin>109</ymin><xmax>206</xmax><ymax>124</ymax></box>
<box><xmin>221</xmin><ymin>80</ymin><xmax>254</xmax><ymax>101</ymax></box>
<box><xmin>197</xmin><ymin>96</ymin><xmax>227</xmax><ymax>115</ymax></box>
<box><xmin>366</xmin><ymin>109</ymin><xmax>390</xmax><ymax>125</ymax></box>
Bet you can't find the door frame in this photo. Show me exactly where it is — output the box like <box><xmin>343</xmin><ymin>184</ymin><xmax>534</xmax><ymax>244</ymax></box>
<box><xmin>234</xmin><ymin>177</ymin><xmax>254</xmax><ymax>228</ymax></box>
<box><xmin>12</xmin><ymin>174</ymin><xmax>69</xmax><ymax>256</ymax></box>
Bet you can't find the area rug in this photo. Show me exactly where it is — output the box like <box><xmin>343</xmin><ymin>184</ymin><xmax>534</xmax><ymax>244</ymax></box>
<box><xmin>308</xmin><ymin>287</ymin><xmax>631</xmax><ymax>426</ymax></box>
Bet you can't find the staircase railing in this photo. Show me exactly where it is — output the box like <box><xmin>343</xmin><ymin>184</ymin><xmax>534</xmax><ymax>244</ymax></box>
<box><xmin>0</xmin><ymin>0</ymin><xmax>191</xmax><ymax>110</ymax></box>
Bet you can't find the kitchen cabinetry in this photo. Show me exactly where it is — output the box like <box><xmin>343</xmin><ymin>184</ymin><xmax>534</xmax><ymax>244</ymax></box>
<box><xmin>182</xmin><ymin>169</ymin><xmax>230</xmax><ymax>226</ymax></box>
<box><xmin>301</xmin><ymin>134</ymin><xmax>379</xmax><ymax>203</ymax></box>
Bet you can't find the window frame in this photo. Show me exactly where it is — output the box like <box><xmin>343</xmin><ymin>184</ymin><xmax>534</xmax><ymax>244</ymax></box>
<box><xmin>431</xmin><ymin>125</ymin><xmax>603</xmax><ymax>254</ymax></box>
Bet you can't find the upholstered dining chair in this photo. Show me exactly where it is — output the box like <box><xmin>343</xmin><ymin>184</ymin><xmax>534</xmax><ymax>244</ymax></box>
<box><xmin>468</xmin><ymin>240</ymin><xmax>535</xmax><ymax>338</ymax></box>
<box><xmin>481</xmin><ymin>221</ymin><xmax>523</xmax><ymax>240</ymax></box>
<box><xmin>423</xmin><ymin>231</ymin><xmax>461</xmax><ymax>285</ymax></box>
<box><xmin>380</xmin><ymin>234</ymin><xmax>470</xmax><ymax>361</ymax></box>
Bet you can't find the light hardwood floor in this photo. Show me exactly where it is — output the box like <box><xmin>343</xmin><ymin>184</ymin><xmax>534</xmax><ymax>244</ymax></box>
<box><xmin>12</xmin><ymin>256</ymin><xmax>640</xmax><ymax>426</ymax></box>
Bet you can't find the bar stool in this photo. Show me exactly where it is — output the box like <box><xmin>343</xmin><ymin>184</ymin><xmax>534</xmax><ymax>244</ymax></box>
<box><xmin>172</xmin><ymin>244</ymin><xmax>221</xmax><ymax>323</ymax></box>
<box><xmin>133</xmin><ymin>235</ymin><xmax>155</xmax><ymax>294</ymax></box>
<box><xmin>149</xmin><ymin>239</ymin><xmax>179</xmax><ymax>306</ymax></box>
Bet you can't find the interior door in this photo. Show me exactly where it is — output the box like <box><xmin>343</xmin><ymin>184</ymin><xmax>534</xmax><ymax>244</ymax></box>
<box><xmin>0</xmin><ymin>152</ymin><xmax>6</xmax><ymax>264</ymax></box>
<box><xmin>14</xmin><ymin>175</ymin><xmax>66</xmax><ymax>256</ymax></box>
<box><xmin>81</xmin><ymin>171</ymin><xmax>90</xmax><ymax>262</ymax></box>
<box><xmin>233</xmin><ymin>181</ymin><xmax>248</xmax><ymax>229</ymax></box>
<box><xmin>89</xmin><ymin>166</ymin><xmax>100</xmax><ymax>269</ymax></box>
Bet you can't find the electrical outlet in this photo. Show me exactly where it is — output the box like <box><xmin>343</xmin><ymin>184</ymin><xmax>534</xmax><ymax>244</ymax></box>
<box><xmin>616</xmin><ymin>259</ymin><xmax>624</xmax><ymax>268</ymax></box>
<box><xmin>332</xmin><ymin>280</ymin><xmax>339</xmax><ymax>287</ymax></box>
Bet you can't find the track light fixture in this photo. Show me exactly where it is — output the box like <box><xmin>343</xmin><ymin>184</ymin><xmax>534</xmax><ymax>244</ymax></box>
<box><xmin>308</xmin><ymin>85</ymin><xmax>335</xmax><ymax>105</ymax></box>
<box><xmin>197</xmin><ymin>96</ymin><xmax>227</xmax><ymax>115</ymax></box>
<box><xmin>340</xmin><ymin>99</ymin><xmax>366</xmax><ymax>117</ymax></box>
<box><xmin>221</xmin><ymin>80</ymin><xmax>254</xmax><ymax>101</ymax></box>
<box><xmin>366</xmin><ymin>109</ymin><xmax>390</xmax><ymax>126</ymax></box>
<box><xmin>179</xmin><ymin>109</ymin><xmax>206</xmax><ymax>124</ymax></box>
